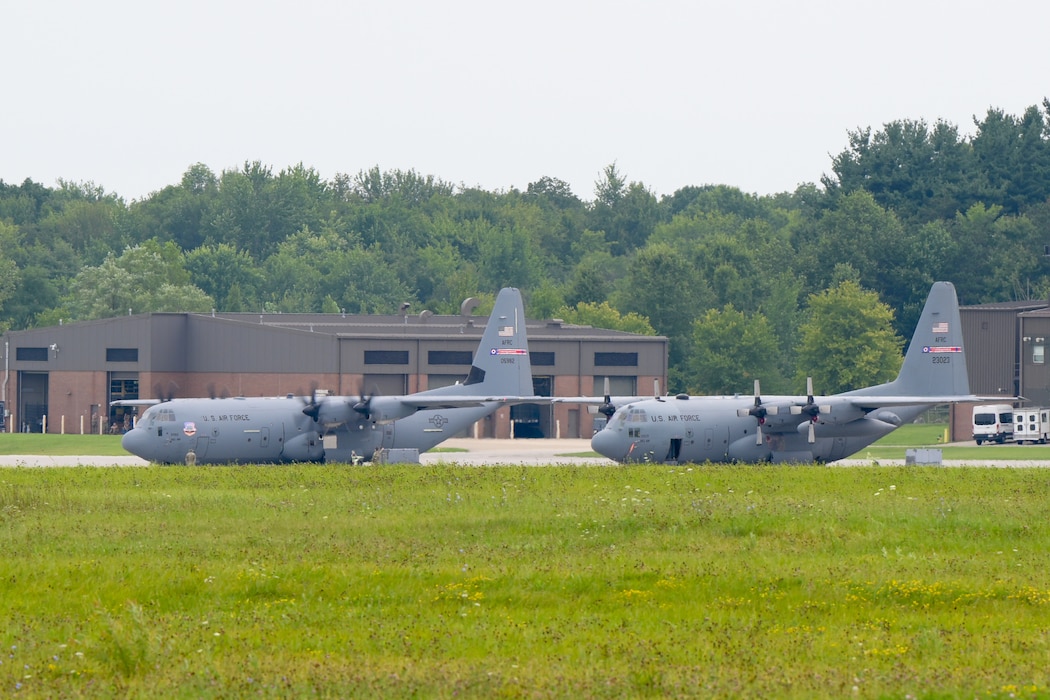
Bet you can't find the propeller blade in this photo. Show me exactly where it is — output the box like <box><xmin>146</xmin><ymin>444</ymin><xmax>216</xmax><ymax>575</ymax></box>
<box><xmin>154</xmin><ymin>381</ymin><xmax>179</xmax><ymax>402</ymax></box>
<box><xmin>597</xmin><ymin>377</ymin><xmax>617</xmax><ymax>419</ymax></box>
<box><xmin>352</xmin><ymin>384</ymin><xmax>378</xmax><ymax>419</ymax></box>
<box><xmin>301</xmin><ymin>383</ymin><xmax>323</xmax><ymax>421</ymax></box>
<box><xmin>733</xmin><ymin>378</ymin><xmax>769</xmax><ymax>444</ymax></box>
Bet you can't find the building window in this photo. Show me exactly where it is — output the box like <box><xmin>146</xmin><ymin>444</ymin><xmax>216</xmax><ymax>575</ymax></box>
<box><xmin>531</xmin><ymin>351</ymin><xmax>555</xmax><ymax>366</ymax></box>
<box><xmin>364</xmin><ymin>350</ymin><xmax>409</xmax><ymax>365</ymax></box>
<box><xmin>1034</xmin><ymin>344</ymin><xmax>1045</xmax><ymax>364</ymax></box>
<box><xmin>428</xmin><ymin>350</ymin><xmax>472</xmax><ymax>365</ymax></box>
<box><xmin>106</xmin><ymin>348</ymin><xmax>139</xmax><ymax>362</ymax></box>
<box><xmin>109</xmin><ymin>378</ymin><xmax>140</xmax><ymax>399</ymax></box>
<box><xmin>16</xmin><ymin>347</ymin><xmax>48</xmax><ymax>361</ymax></box>
<box><xmin>595</xmin><ymin>352</ymin><xmax>638</xmax><ymax>367</ymax></box>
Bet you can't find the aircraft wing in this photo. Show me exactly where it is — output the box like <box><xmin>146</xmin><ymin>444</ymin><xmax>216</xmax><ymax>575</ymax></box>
<box><xmin>397</xmin><ymin>395</ymin><xmax>552</xmax><ymax>409</ymax></box>
<box><xmin>840</xmin><ymin>394</ymin><xmax>1015</xmax><ymax>410</ymax></box>
<box><xmin>550</xmin><ymin>396</ymin><xmax>648</xmax><ymax>407</ymax></box>
<box><xmin>109</xmin><ymin>399</ymin><xmax>162</xmax><ymax>407</ymax></box>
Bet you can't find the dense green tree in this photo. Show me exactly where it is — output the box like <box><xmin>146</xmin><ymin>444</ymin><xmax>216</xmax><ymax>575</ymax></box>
<box><xmin>52</xmin><ymin>240</ymin><xmax>213</xmax><ymax>321</ymax></box>
<box><xmin>826</xmin><ymin>118</ymin><xmax>976</xmax><ymax>222</ymax></box>
<box><xmin>352</xmin><ymin>166</ymin><xmax>454</xmax><ymax>205</ymax></box>
<box><xmin>262</xmin><ymin>227</ymin><xmax>413</xmax><ymax>314</ymax></box>
<box><xmin>946</xmin><ymin>203</ymin><xmax>1040</xmax><ymax>304</ymax></box>
<box><xmin>971</xmin><ymin>102</ymin><xmax>1050</xmax><ymax>215</ymax></box>
<box><xmin>555</xmin><ymin>301</ymin><xmax>655</xmax><ymax>336</ymax></box>
<box><xmin>185</xmin><ymin>243</ymin><xmax>262</xmax><ymax>311</ymax></box>
<box><xmin>527</xmin><ymin>282</ymin><xmax>567</xmax><ymax>321</ymax></box>
<box><xmin>588</xmin><ymin>164</ymin><xmax>662</xmax><ymax>256</ymax></box>
<box><xmin>0</xmin><ymin>178</ymin><xmax>53</xmax><ymax>225</ymax></box>
<box><xmin>526</xmin><ymin>176</ymin><xmax>583</xmax><ymax>209</ymax></box>
<box><xmin>687</xmin><ymin>305</ymin><xmax>784</xmax><ymax>395</ymax></box>
<box><xmin>614</xmin><ymin>242</ymin><xmax>713</xmax><ymax>389</ymax></box>
<box><xmin>759</xmin><ymin>271</ymin><xmax>805</xmax><ymax>387</ymax></box>
<box><xmin>126</xmin><ymin>163</ymin><xmax>219</xmax><ymax>251</ymax></box>
<box><xmin>565</xmin><ymin>250</ymin><xmax>618</xmax><ymax>307</ymax></box>
<box><xmin>476</xmin><ymin>223</ymin><xmax>541</xmax><ymax>292</ymax></box>
<box><xmin>0</xmin><ymin>224</ymin><xmax>18</xmax><ymax>333</ymax></box>
<box><xmin>661</xmin><ymin>184</ymin><xmax>770</xmax><ymax>221</ymax></box>
<box><xmin>795</xmin><ymin>281</ymin><xmax>903</xmax><ymax>394</ymax></box>
<box><xmin>33</xmin><ymin>198</ymin><xmax>124</xmax><ymax>263</ymax></box>
<box><xmin>793</xmin><ymin>190</ymin><xmax>946</xmax><ymax>336</ymax></box>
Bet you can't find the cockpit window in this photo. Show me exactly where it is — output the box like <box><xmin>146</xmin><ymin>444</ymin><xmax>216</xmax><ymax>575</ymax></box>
<box><xmin>626</xmin><ymin>408</ymin><xmax>647</xmax><ymax>423</ymax></box>
<box><xmin>145</xmin><ymin>407</ymin><xmax>176</xmax><ymax>426</ymax></box>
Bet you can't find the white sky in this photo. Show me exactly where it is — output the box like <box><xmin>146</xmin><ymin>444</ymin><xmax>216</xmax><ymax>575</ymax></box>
<box><xmin>3</xmin><ymin>0</ymin><xmax>1048</xmax><ymax>202</ymax></box>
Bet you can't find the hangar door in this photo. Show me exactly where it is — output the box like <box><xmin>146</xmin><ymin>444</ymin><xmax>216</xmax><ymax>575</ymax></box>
<box><xmin>18</xmin><ymin>372</ymin><xmax>48</xmax><ymax>433</ymax></box>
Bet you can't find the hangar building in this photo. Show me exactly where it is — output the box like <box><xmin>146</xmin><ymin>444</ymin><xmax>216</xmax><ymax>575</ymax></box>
<box><xmin>952</xmin><ymin>298</ymin><xmax>1050</xmax><ymax>439</ymax></box>
<box><xmin>0</xmin><ymin>306</ymin><xmax>667</xmax><ymax>439</ymax></box>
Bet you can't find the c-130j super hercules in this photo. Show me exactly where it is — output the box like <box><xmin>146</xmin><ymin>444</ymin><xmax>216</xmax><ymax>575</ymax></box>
<box><xmin>569</xmin><ymin>282</ymin><xmax>1005</xmax><ymax>464</ymax></box>
<box><xmin>118</xmin><ymin>288</ymin><xmax>543</xmax><ymax>464</ymax></box>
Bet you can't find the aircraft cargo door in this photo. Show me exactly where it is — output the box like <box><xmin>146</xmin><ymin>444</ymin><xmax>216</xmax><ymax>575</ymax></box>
<box><xmin>666</xmin><ymin>438</ymin><xmax>682</xmax><ymax>463</ymax></box>
<box><xmin>704</xmin><ymin>426</ymin><xmax>730</xmax><ymax>459</ymax></box>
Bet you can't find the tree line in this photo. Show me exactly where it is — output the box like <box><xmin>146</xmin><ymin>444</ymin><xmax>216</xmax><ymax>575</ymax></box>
<box><xmin>2</xmin><ymin>99</ymin><xmax>1050</xmax><ymax>396</ymax></box>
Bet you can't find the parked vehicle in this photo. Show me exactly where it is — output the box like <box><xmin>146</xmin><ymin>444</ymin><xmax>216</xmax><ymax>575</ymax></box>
<box><xmin>972</xmin><ymin>404</ymin><xmax>1015</xmax><ymax>445</ymax></box>
<box><xmin>1013</xmin><ymin>408</ymin><xmax>1050</xmax><ymax>444</ymax></box>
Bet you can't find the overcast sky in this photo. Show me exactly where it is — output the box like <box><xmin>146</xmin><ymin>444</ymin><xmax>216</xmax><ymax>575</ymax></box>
<box><xmin>3</xmin><ymin>0</ymin><xmax>1047</xmax><ymax>202</ymax></box>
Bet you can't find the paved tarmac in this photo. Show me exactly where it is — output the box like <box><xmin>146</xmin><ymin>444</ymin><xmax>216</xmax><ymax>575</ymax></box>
<box><xmin>0</xmin><ymin>438</ymin><xmax>611</xmax><ymax>467</ymax></box>
<box><xmin>3</xmin><ymin>438</ymin><xmax>1050</xmax><ymax>467</ymax></box>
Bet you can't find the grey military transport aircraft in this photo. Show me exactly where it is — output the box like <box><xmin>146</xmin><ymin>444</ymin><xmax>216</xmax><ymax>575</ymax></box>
<box><xmin>583</xmin><ymin>281</ymin><xmax>1002</xmax><ymax>464</ymax></box>
<box><xmin>118</xmin><ymin>287</ymin><xmax>542</xmax><ymax>464</ymax></box>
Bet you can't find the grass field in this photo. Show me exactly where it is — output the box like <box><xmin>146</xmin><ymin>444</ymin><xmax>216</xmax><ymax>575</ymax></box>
<box><xmin>3</xmin><ymin>462</ymin><xmax>1050</xmax><ymax>698</ymax></box>
<box><xmin>0</xmin><ymin>433</ymin><xmax>127</xmax><ymax>456</ymax></box>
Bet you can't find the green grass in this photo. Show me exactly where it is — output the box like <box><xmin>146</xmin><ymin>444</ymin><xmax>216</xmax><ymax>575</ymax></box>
<box><xmin>0</xmin><ymin>433</ymin><xmax>127</xmax><ymax>455</ymax></box>
<box><xmin>2</xmin><ymin>464</ymin><xmax>1050</xmax><ymax>698</ymax></box>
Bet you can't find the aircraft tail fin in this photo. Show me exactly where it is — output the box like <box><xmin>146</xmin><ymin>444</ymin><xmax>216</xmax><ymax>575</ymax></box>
<box><xmin>425</xmin><ymin>287</ymin><xmax>534</xmax><ymax>398</ymax></box>
<box><xmin>858</xmin><ymin>281</ymin><xmax>971</xmax><ymax>397</ymax></box>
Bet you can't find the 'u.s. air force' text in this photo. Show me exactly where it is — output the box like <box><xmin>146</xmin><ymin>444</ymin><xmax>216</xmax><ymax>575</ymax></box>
<box><xmin>649</xmin><ymin>414</ymin><xmax>702</xmax><ymax>422</ymax></box>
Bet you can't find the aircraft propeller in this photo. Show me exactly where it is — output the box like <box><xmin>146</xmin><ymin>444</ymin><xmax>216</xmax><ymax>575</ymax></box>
<box><xmin>352</xmin><ymin>385</ymin><xmax>378</xmax><ymax>420</ymax></box>
<box><xmin>598</xmin><ymin>377</ymin><xmax>616</xmax><ymax>419</ymax></box>
<box><xmin>206</xmin><ymin>383</ymin><xmax>230</xmax><ymax>400</ymax></box>
<box><xmin>153</xmin><ymin>381</ymin><xmax>179</xmax><ymax>402</ymax></box>
<box><xmin>300</xmin><ymin>384</ymin><xmax>324</xmax><ymax>421</ymax></box>
<box><xmin>791</xmin><ymin>377</ymin><xmax>826</xmax><ymax>443</ymax></box>
<box><xmin>735</xmin><ymin>379</ymin><xmax>782</xmax><ymax>446</ymax></box>
<box><xmin>742</xmin><ymin>379</ymin><xmax>771</xmax><ymax>445</ymax></box>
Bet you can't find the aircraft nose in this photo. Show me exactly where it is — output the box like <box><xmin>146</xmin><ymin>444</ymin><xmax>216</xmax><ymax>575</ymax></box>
<box><xmin>121</xmin><ymin>428</ymin><xmax>149</xmax><ymax>459</ymax></box>
<box><xmin>591</xmin><ymin>428</ymin><xmax>625</xmax><ymax>462</ymax></box>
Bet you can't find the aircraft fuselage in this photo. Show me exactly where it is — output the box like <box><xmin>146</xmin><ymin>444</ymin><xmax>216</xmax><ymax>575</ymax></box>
<box><xmin>121</xmin><ymin>396</ymin><xmax>496</xmax><ymax>464</ymax></box>
<box><xmin>592</xmin><ymin>395</ymin><xmax>925</xmax><ymax>464</ymax></box>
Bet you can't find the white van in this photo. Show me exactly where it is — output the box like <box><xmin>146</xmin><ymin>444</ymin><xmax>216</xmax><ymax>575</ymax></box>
<box><xmin>1013</xmin><ymin>408</ymin><xmax>1050</xmax><ymax>444</ymax></box>
<box><xmin>972</xmin><ymin>404</ymin><xmax>1015</xmax><ymax>445</ymax></box>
